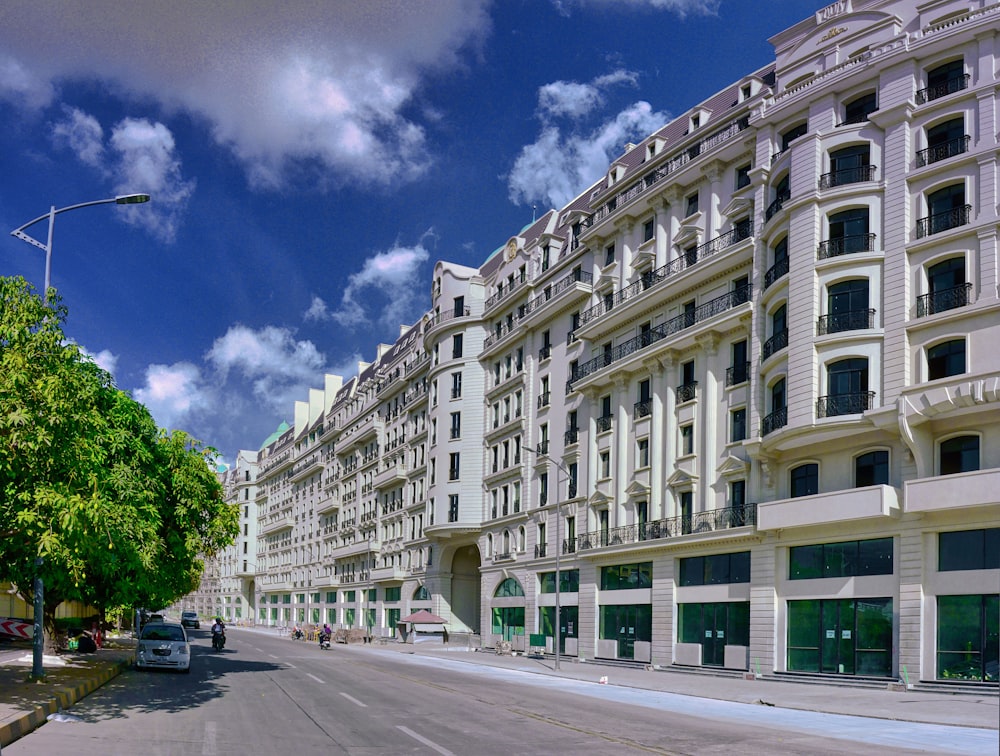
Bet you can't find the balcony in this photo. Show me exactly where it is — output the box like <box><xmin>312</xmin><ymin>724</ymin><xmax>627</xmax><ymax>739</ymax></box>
<box><xmin>916</xmin><ymin>136</ymin><xmax>970</xmax><ymax>168</ymax></box>
<box><xmin>534</xmin><ymin>543</ymin><xmax>547</xmax><ymax>558</ymax></box>
<box><xmin>565</xmin><ymin>503</ymin><xmax>756</xmax><ymax>552</ymax></box>
<box><xmin>817</xmin><ymin>308</ymin><xmax>875</xmax><ymax>336</ymax></box>
<box><xmin>564</xmin><ymin>428</ymin><xmax>579</xmax><ymax>446</ymax></box>
<box><xmin>569</xmin><ymin>285</ymin><xmax>751</xmax><ymax>388</ymax></box>
<box><xmin>726</xmin><ymin>362</ymin><xmax>750</xmax><ymax>387</ymax></box>
<box><xmin>595</xmin><ymin>414</ymin><xmax>613</xmax><ymax>433</ymax></box>
<box><xmin>584</xmin><ymin>116</ymin><xmax>750</xmax><ymax>231</ymax></box>
<box><xmin>633</xmin><ymin>399</ymin><xmax>652</xmax><ymax>420</ymax></box>
<box><xmin>424</xmin><ymin>306</ymin><xmax>472</xmax><ymax>334</ymax></box>
<box><xmin>904</xmin><ymin>467</ymin><xmax>1000</xmax><ymax>513</ymax></box>
<box><xmin>757</xmin><ymin>485</ymin><xmax>898</xmax><ymax>530</ymax></box>
<box><xmin>484</xmin><ymin>276</ymin><xmax>527</xmax><ymax>312</ymax></box>
<box><xmin>818</xmin><ymin>164</ymin><xmax>877</xmax><ymax>189</ymax></box>
<box><xmin>676</xmin><ymin>381</ymin><xmax>697</xmax><ymax>403</ymax></box>
<box><xmin>761</xmin><ymin>407</ymin><xmax>787</xmax><ymax>436</ymax></box>
<box><xmin>373</xmin><ymin>460</ymin><xmax>407</xmax><ymax>489</ymax></box>
<box><xmin>916</xmin><ymin>205</ymin><xmax>971</xmax><ymax>239</ymax></box>
<box><xmin>765</xmin><ymin>192</ymin><xmax>790</xmax><ymax>223</ymax></box>
<box><xmin>763</xmin><ymin>257</ymin><xmax>789</xmax><ymax>290</ymax></box>
<box><xmin>816</xmin><ymin>391</ymin><xmax>875</xmax><ymax>418</ymax></box>
<box><xmin>492</xmin><ymin>552</ymin><xmax>515</xmax><ymax>564</ymax></box>
<box><xmin>916</xmin><ymin>283</ymin><xmax>972</xmax><ymax>317</ymax></box>
<box><xmin>370</xmin><ymin>566</ymin><xmax>407</xmax><ymax>582</ymax></box>
<box><xmin>537</xmin><ymin>392</ymin><xmax>550</xmax><ymax>409</ymax></box>
<box><xmin>538</xmin><ymin>345</ymin><xmax>551</xmax><ymax>361</ymax></box>
<box><xmin>761</xmin><ymin>329</ymin><xmax>788</xmax><ymax>361</ymax></box>
<box><xmin>577</xmin><ymin>221</ymin><xmax>751</xmax><ymax>331</ymax></box>
<box><xmin>519</xmin><ymin>269</ymin><xmax>593</xmax><ymax>326</ymax></box>
<box><xmin>817</xmin><ymin>233</ymin><xmax>877</xmax><ymax>259</ymax></box>
<box><xmin>260</xmin><ymin>515</ymin><xmax>294</xmax><ymax>536</ymax></box>
<box><xmin>915</xmin><ymin>74</ymin><xmax>969</xmax><ymax>105</ymax></box>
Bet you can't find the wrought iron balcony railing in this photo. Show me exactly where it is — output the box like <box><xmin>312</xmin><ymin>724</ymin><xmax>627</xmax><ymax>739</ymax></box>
<box><xmin>916</xmin><ymin>205</ymin><xmax>971</xmax><ymax>239</ymax></box>
<box><xmin>726</xmin><ymin>362</ymin><xmax>750</xmax><ymax>387</ymax></box>
<box><xmin>633</xmin><ymin>399</ymin><xmax>652</xmax><ymax>420</ymax></box>
<box><xmin>916</xmin><ymin>135</ymin><xmax>970</xmax><ymax>167</ymax></box>
<box><xmin>761</xmin><ymin>329</ymin><xmax>788</xmax><ymax>361</ymax></box>
<box><xmin>676</xmin><ymin>381</ymin><xmax>698</xmax><ymax>403</ymax></box>
<box><xmin>569</xmin><ymin>285</ymin><xmax>751</xmax><ymax>387</ymax></box>
<box><xmin>761</xmin><ymin>407</ymin><xmax>787</xmax><ymax>436</ymax></box>
<box><xmin>564</xmin><ymin>503</ymin><xmax>757</xmax><ymax>553</ymax></box>
<box><xmin>818</xmin><ymin>164</ymin><xmax>877</xmax><ymax>189</ymax></box>
<box><xmin>537</xmin><ymin>392</ymin><xmax>550</xmax><ymax>408</ymax></box>
<box><xmin>916</xmin><ymin>283</ymin><xmax>972</xmax><ymax>317</ymax></box>
<box><xmin>765</xmin><ymin>191</ymin><xmax>790</xmax><ymax>223</ymax></box>
<box><xmin>817</xmin><ymin>233</ymin><xmax>877</xmax><ymax>259</ymax></box>
<box><xmin>763</xmin><ymin>257</ymin><xmax>789</xmax><ymax>289</ymax></box>
<box><xmin>534</xmin><ymin>543</ymin><xmax>547</xmax><ymax>558</ymax></box>
<box><xmin>564</xmin><ymin>428</ymin><xmax>579</xmax><ymax>446</ymax></box>
<box><xmin>816</xmin><ymin>391</ymin><xmax>875</xmax><ymax>418</ymax></box>
<box><xmin>915</xmin><ymin>74</ymin><xmax>969</xmax><ymax>104</ymax></box>
<box><xmin>816</xmin><ymin>308</ymin><xmax>876</xmax><ymax>335</ymax></box>
<box><xmin>538</xmin><ymin>345</ymin><xmax>551</xmax><ymax>360</ymax></box>
<box><xmin>577</xmin><ymin>222</ymin><xmax>751</xmax><ymax>329</ymax></box>
<box><xmin>595</xmin><ymin>414</ymin><xmax>613</xmax><ymax>433</ymax></box>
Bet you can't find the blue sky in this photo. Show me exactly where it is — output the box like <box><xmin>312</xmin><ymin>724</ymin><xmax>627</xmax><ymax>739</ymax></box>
<box><xmin>0</xmin><ymin>0</ymin><xmax>827</xmax><ymax>464</ymax></box>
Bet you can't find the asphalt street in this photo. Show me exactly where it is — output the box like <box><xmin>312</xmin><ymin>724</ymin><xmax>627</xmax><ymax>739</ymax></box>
<box><xmin>5</xmin><ymin>629</ymin><xmax>995</xmax><ymax>755</ymax></box>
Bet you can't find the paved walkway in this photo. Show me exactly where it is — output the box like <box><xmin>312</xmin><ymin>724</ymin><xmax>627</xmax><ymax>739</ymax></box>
<box><xmin>1</xmin><ymin>628</ymin><xmax>996</xmax><ymax>750</ymax></box>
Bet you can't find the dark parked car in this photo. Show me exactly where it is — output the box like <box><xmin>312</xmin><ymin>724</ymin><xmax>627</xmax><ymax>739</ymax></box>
<box><xmin>181</xmin><ymin>611</ymin><xmax>200</xmax><ymax>629</ymax></box>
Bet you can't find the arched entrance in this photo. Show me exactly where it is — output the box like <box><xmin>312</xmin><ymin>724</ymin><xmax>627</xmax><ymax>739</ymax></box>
<box><xmin>449</xmin><ymin>544</ymin><xmax>481</xmax><ymax>633</ymax></box>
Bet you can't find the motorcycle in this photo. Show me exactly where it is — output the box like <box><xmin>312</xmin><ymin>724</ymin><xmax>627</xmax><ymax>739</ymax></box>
<box><xmin>212</xmin><ymin>629</ymin><xmax>226</xmax><ymax>651</ymax></box>
<box><xmin>318</xmin><ymin>632</ymin><xmax>331</xmax><ymax>650</ymax></box>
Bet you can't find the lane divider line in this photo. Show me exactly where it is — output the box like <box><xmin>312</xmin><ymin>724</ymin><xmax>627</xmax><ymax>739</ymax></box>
<box><xmin>306</xmin><ymin>673</ymin><xmax>324</xmax><ymax>684</ymax></box>
<box><xmin>339</xmin><ymin>692</ymin><xmax>367</xmax><ymax>707</ymax></box>
<box><xmin>397</xmin><ymin>725</ymin><xmax>454</xmax><ymax>755</ymax></box>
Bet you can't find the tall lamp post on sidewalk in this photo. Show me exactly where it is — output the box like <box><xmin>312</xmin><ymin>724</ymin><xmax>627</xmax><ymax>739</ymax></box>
<box><xmin>10</xmin><ymin>193</ymin><xmax>151</xmax><ymax>303</ymax></box>
<box><xmin>9</xmin><ymin>192</ymin><xmax>150</xmax><ymax>679</ymax></box>
<box><xmin>526</xmin><ymin>444</ymin><xmax>572</xmax><ymax>671</ymax></box>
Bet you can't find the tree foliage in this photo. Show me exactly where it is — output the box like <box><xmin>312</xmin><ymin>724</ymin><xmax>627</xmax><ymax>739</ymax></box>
<box><xmin>0</xmin><ymin>277</ymin><xmax>237</xmax><ymax>639</ymax></box>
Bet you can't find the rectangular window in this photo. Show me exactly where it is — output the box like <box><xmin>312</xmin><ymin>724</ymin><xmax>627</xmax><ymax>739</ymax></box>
<box><xmin>605</xmin><ymin>243</ymin><xmax>616</xmax><ymax>266</ymax></box>
<box><xmin>448</xmin><ymin>453</ymin><xmax>460</xmax><ymax>480</ymax></box>
<box><xmin>448</xmin><ymin>494</ymin><xmax>459</xmax><ymax>522</ymax></box>
<box><xmin>637</xmin><ymin>438</ymin><xmax>649</xmax><ymax>468</ymax></box>
<box><xmin>790</xmin><ymin>538</ymin><xmax>893</xmax><ymax>579</ymax></box>
<box><xmin>937</xmin><ymin>594</ymin><xmax>999</xmax><ymax>681</ymax></box>
<box><xmin>730</xmin><ymin>408</ymin><xmax>747</xmax><ymax>443</ymax></box>
<box><xmin>600</xmin><ymin>450</ymin><xmax>610</xmax><ymax>479</ymax></box>
<box><xmin>939</xmin><ymin>528</ymin><xmax>1000</xmax><ymax>572</ymax></box>
<box><xmin>679</xmin><ymin>552</ymin><xmax>750</xmax><ymax>586</ymax></box>
<box><xmin>642</xmin><ymin>218</ymin><xmax>655</xmax><ymax>243</ymax></box>
<box><xmin>685</xmin><ymin>192</ymin><xmax>699</xmax><ymax>216</ymax></box>
<box><xmin>384</xmin><ymin>587</ymin><xmax>401</xmax><ymax>602</ymax></box>
<box><xmin>452</xmin><ymin>334</ymin><xmax>463</xmax><ymax>359</ymax></box>
<box><xmin>600</xmin><ymin>562</ymin><xmax>653</xmax><ymax>590</ymax></box>
<box><xmin>451</xmin><ymin>371</ymin><xmax>462</xmax><ymax>398</ymax></box>
<box><xmin>450</xmin><ymin>412</ymin><xmax>461</xmax><ymax>439</ymax></box>
<box><xmin>540</xmin><ymin>569</ymin><xmax>580</xmax><ymax>593</ymax></box>
<box><xmin>680</xmin><ymin>424</ymin><xmax>694</xmax><ymax>456</ymax></box>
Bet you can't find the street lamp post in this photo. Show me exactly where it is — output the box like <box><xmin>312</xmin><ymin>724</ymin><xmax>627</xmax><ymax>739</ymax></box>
<box><xmin>10</xmin><ymin>193</ymin><xmax>150</xmax><ymax>678</ymax></box>
<box><xmin>526</xmin><ymin>444</ymin><xmax>571</xmax><ymax>671</ymax></box>
<box><xmin>10</xmin><ymin>193</ymin><xmax>151</xmax><ymax>303</ymax></box>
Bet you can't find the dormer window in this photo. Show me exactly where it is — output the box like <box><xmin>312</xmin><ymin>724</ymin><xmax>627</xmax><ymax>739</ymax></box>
<box><xmin>691</xmin><ymin>114</ymin><xmax>701</xmax><ymax>130</ymax></box>
<box><xmin>741</xmin><ymin>84</ymin><xmax>752</xmax><ymax>101</ymax></box>
<box><xmin>647</xmin><ymin>143</ymin><xmax>656</xmax><ymax>160</ymax></box>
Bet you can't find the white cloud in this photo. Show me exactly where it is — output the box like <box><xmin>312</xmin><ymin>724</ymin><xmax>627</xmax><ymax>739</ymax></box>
<box><xmin>0</xmin><ymin>0</ymin><xmax>491</xmax><ymax>189</ymax></box>
<box><xmin>508</xmin><ymin>100</ymin><xmax>670</xmax><ymax>209</ymax></box>
<box><xmin>324</xmin><ymin>238</ymin><xmax>431</xmax><ymax>330</ymax></box>
<box><xmin>0</xmin><ymin>53</ymin><xmax>54</xmax><ymax>110</ymax></box>
<box><xmin>556</xmin><ymin>0</ymin><xmax>719</xmax><ymax>17</ymax></box>
<box><xmin>108</xmin><ymin>118</ymin><xmax>195</xmax><ymax>243</ymax></box>
<box><xmin>80</xmin><ymin>346</ymin><xmax>119</xmax><ymax>376</ymax></box>
<box><xmin>51</xmin><ymin>107</ymin><xmax>105</xmax><ymax>167</ymax></box>
<box><xmin>206</xmin><ymin>324</ymin><xmax>327</xmax><ymax>415</ymax></box>
<box><xmin>133</xmin><ymin>362</ymin><xmax>209</xmax><ymax>431</ymax></box>
<box><xmin>538</xmin><ymin>70</ymin><xmax>638</xmax><ymax>118</ymax></box>
<box><xmin>303</xmin><ymin>296</ymin><xmax>330</xmax><ymax>323</ymax></box>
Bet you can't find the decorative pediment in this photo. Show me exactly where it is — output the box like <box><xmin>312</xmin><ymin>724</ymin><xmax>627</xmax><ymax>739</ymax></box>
<box><xmin>588</xmin><ymin>490</ymin><xmax>611</xmax><ymax>508</ymax></box>
<box><xmin>721</xmin><ymin>197</ymin><xmax>752</xmax><ymax>220</ymax></box>
<box><xmin>625</xmin><ymin>480</ymin><xmax>650</xmax><ymax>498</ymax></box>
<box><xmin>667</xmin><ymin>468</ymin><xmax>699</xmax><ymax>489</ymax></box>
<box><xmin>673</xmin><ymin>219</ymin><xmax>702</xmax><ymax>248</ymax></box>
<box><xmin>718</xmin><ymin>455</ymin><xmax>750</xmax><ymax>480</ymax></box>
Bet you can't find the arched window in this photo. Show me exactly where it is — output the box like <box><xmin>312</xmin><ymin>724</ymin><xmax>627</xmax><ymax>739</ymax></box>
<box><xmin>790</xmin><ymin>463</ymin><xmax>819</xmax><ymax>498</ymax></box>
<box><xmin>927</xmin><ymin>339</ymin><xmax>966</xmax><ymax>380</ymax></box>
<box><xmin>940</xmin><ymin>435</ymin><xmax>979</xmax><ymax>475</ymax></box>
<box><xmin>413</xmin><ymin>585</ymin><xmax>430</xmax><ymax>601</ymax></box>
<box><xmin>822</xmin><ymin>358</ymin><xmax>870</xmax><ymax>417</ymax></box>
<box><xmin>494</xmin><ymin>578</ymin><xmax>525</xmax><ymax>598</ymax></box>
<box><xmin>518</xmin><ymin>526</ymin><xmax>526</xmax><ymax>552</ymax></box>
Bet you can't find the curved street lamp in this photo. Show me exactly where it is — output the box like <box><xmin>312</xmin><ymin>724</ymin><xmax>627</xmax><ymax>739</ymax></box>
<box><xmin>10</xmin><ymin>193</ymin><xmax>151</xmax><ymax>303</ymax></box>
<box><xmin>10</xmin><ymin>193</ymin><xmax>149</xmax><ymax>678</ymax></box>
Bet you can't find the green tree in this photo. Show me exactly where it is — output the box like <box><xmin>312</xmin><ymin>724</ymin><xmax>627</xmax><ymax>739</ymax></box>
<box><xmin>0</xmin><ymin>277</ymin><xmax>237</xmax><ymax>647</ymax></box>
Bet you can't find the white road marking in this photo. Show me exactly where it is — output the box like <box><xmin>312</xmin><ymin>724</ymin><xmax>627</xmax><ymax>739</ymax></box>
<box><xmin>268</xmin><ymin>654</ymin><xmax>279</xmax><ymax>659</ymax></box>
<box><xmin>397</xmin><ymin>725</ymin><xmax>454</xmax><ymax>755</ymax></box>
<box><xmin>202</xmin><ymin>721</ymin><xmax>217</xmax><ymax>755</ymax></box>
<box><xmin>306</xmin><ymin>673</ymin><xmax>324</xmax><ymax>684</ymax></box>
<box><xmin>339</xmin><ymin>691</ymin><xmax>367</xmax><ymax>707</ymax></box>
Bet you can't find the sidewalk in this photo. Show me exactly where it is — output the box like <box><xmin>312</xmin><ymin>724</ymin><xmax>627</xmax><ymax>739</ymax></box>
<box><xmin>357</xmin><ymin>636</ymin><xmax>999</xmax><ymax>731</ymax></box>
<box><xmin>0</xmin><ymin>637</ymin><xmax>135</xmax><ymax>749</ymax></box>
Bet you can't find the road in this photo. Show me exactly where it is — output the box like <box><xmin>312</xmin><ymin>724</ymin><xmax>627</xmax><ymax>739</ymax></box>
<box><xmin>5</xmin><ymin>629</ymin><xmax>987</xmax><ymax>755</ymax></box>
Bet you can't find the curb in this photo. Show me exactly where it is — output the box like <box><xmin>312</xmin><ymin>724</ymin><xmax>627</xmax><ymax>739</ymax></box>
<box><xmin>0</xmin><ymin>653</ymin><xmax>134</xmax><ymax>748</ymax></box>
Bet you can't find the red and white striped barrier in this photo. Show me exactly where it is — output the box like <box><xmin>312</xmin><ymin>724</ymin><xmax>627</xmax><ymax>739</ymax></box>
<box><xmin>0</xmin><ymin>618</ymin><xmax>33</xmax><ymax>639</ymax></box>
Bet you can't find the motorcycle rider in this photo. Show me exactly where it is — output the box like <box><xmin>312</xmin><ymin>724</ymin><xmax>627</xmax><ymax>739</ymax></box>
<box><xmin>211</xmin><ymin>617</ymin><xmax>226</xmax><ymax>650</ymax></box>
<box><xmin>319</xmin><ymin>622</ymin><xmax>332</xmax><ymax>647</ymax></box>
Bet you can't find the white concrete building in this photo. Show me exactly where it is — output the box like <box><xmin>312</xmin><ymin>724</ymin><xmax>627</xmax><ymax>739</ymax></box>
<box><xmin>198</xmin><ymin>0</ymin><xmax>998</xmax><ymax>686</ymax></box>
